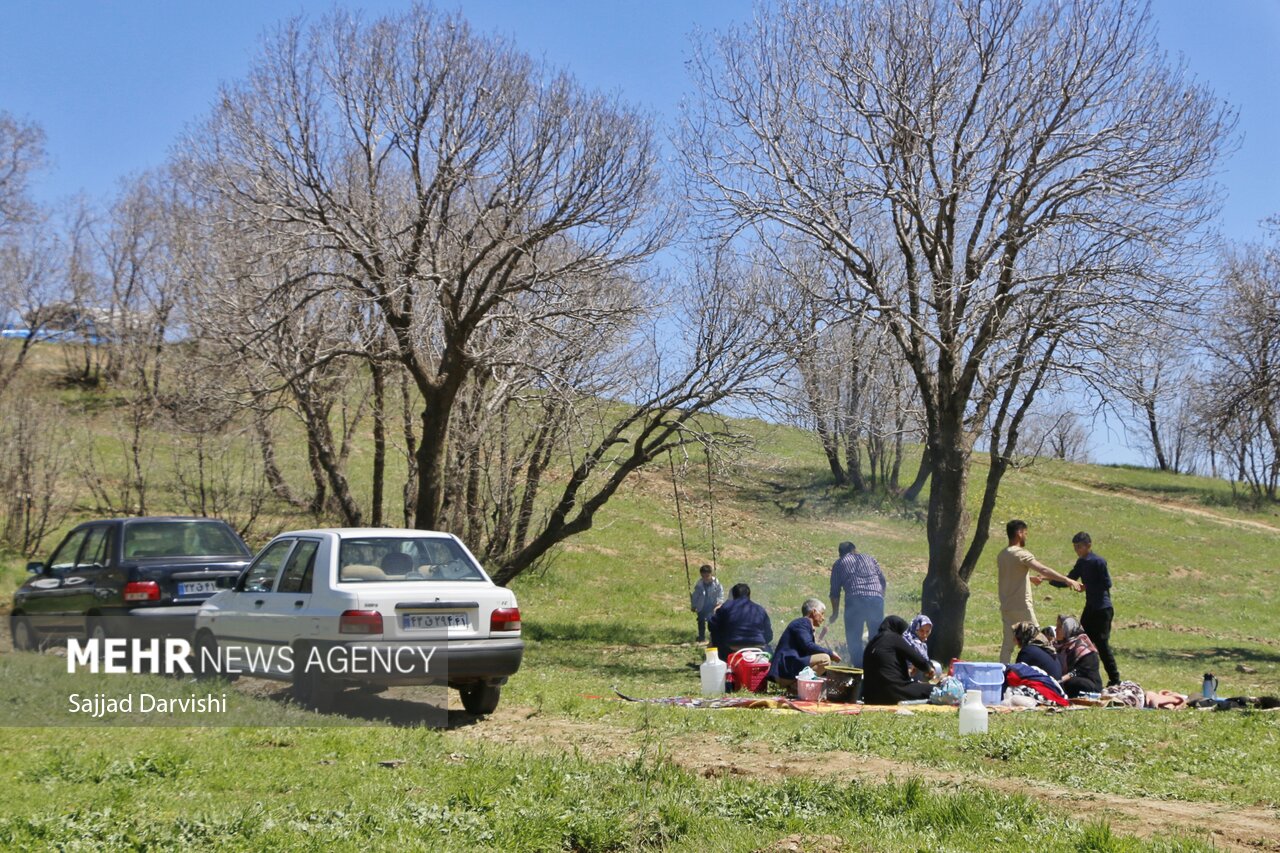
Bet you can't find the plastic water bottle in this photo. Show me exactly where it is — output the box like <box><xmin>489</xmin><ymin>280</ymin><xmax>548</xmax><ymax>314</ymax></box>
<box><xmin>959</xmin><ymin>689</ymin><xmax>988</xmax><ymax>735</ymax></box>
<box><xmin>700</xmin><ymin>648</ymin><xmax>727</xmax><ymax>697</ymax></box>
<box><xmin>1202</xmin><ymin>673</ymin><xmax>1218</xmax><ymax>700</ymax></box>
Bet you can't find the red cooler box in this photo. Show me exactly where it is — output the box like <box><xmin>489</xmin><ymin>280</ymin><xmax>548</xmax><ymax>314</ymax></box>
<box><xmin>727</xmin><ymin>649</ymin><xmax>771</xmax><ymax>693</ymax></box>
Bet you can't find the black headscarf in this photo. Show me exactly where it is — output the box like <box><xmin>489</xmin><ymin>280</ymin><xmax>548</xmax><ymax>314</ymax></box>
<box><xmin>877</xmin><ymin>615</ymin><xmax>908</xmax><ymax>635</ymax></box>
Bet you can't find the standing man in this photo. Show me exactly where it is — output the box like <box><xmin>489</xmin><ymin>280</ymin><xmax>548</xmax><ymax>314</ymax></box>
<box><xmin>998</xmin><ymin>520</ymin><xmax>1082</xmax><ymax>664</ymax></box>
<box><xmin>829</xmin><ymin>540</ymin><xmax>886</xmax><ymax>668</ymax></box>
<box><xmin>1057</xmin><ymin>532</ymin><xmax>1121</xmax><ymax>687</ymax></box>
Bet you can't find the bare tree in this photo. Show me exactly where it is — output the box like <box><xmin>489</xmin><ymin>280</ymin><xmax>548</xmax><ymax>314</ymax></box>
<box><xmin>0</xmin><ymin>228</ymin><xmax>61</xmax><ymax>398</ymax></box>
<box><xmin>1100</xmin><ymin>330</ymin><xmax>1196</xmax><ymax>472</ymax></box>
<box><xmin>684</xmin><ymin>0</ymin><xmax>1235</xmax><ymax>658</ymax></box>
<box><xmin>0</xmin><ymin>111</ymin><xmax>45</xmax><ymax>235</ymax></box>
<box><xmin>1197</xmin><ymin>234</ymin><xmax>1280</xmax><ymax>501</ymax></box>
<box><xmin>183</xmin><ymin>5</ymin><xmax>672</xmax><ymax>532</ymax></box>
<box><xmin>0</xmin><ymin>389</ymin><xmax>72</xmax><ymax>555</ymax></box>
<box><xmin>770</xmin><ymin>262</ymin><xmax>923</xmax><ymax>493</ymax></box>
<box><xmin>0</xmin><ymin>113</ymin><xmax>57</xmax><ymax>398</ymax></box>
<box><xmin>1018</xmin><ymin>407</ymin><xmax>1090</xmax><ymax>463</ymax></box>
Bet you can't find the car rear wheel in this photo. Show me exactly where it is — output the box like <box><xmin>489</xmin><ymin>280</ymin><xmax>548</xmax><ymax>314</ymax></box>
<box><xmin>11</xmin><ymin>615</ymin><xmax>39</xmax><ymax>651</ymax></box>
<box><xmin>459</xmin><ymin>683</ymin><xmax>501</xmax><ymax>715</ymax></box>
<box><xmin>292</xmin><ymin>646</ymin><xmax>336</xmax><ymax>712</ymax></box>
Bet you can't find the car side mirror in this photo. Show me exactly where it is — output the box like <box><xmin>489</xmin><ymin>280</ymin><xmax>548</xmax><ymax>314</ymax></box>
<box><xmin>26</xmin><ymin>562</ymin><xmax>42</xmax><ymax>574</ymax></box>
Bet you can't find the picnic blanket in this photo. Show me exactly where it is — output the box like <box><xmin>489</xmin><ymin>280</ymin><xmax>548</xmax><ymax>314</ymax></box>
<box><xmin>610</xmin><ymin>690</ymin><xmax>1038</xmax><ymax>715</ymax></box>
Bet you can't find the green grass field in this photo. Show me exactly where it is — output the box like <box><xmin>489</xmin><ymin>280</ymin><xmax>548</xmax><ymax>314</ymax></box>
<box><xmin>1</xmin><ymin>376</ymin><xmax>1278</xmax><ymax>851</ymax></box>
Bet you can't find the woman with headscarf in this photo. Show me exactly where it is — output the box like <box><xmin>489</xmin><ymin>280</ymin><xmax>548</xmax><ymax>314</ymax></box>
<box><xmin>861</xmin><ymin>615</ymin><xmax>933</xmax><ymax>704</ymax></box>
<box><xmin>903</xmin><ymin>614</ymin><xmax>935</xmax><ymax>681</ymax></box>
<box><xmin>1055</xmin><ymin>614</ymin><xmax>1103</xmax><ymax>696</ymax></box>
<box><xmin>1012</xmin><ymin>620</ymin><xmax>1062</xmax><ymax>679</ymax></box>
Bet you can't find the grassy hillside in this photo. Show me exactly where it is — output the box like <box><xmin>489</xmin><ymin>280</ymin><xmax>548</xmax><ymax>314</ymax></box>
<box><xmin>1</xmin><ymin>371</ymin><xmax>1278</xmax><ymax>851</ymax></box>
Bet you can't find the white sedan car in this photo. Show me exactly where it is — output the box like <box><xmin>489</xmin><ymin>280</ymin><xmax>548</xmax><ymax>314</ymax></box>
<box><xmin>193</xmin><ymin>528</ymin><xmax>523</xmax><ymax>714</ymax></box>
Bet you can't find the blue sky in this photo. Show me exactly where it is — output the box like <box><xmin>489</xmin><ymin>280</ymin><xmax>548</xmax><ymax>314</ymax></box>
<box><xmin>3</xmin><ymin>1</ymin><xmax>1278</xmax><ymax>462</ymax></box>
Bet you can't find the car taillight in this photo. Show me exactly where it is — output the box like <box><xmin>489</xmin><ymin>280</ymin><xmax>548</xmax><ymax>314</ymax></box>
<box><xmin>123</xmin><ymin>581</ymin><xmax>161</xmax><ymax>602</ymax></box>
<box><xmin>490</xmin><ymin>607</ymin><xmax>521</xmax><ymax>633</ymax></box>
<box><xmin>339</xmin><ymin>610</ymin><xmax>383</xmax><ymax>634</ymax></box>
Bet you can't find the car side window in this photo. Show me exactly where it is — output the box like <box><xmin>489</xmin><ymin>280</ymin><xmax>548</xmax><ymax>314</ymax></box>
<box><xmin>276</xmin><ymin>539</ymin><xmax>319</xmax><ymax>594</ymax></box>
<box><xmin>48</xmin><ymin>529</ymin><xmax>90</xmax><ymax>573</ymax></box>
<box><xmin>77</xmin><ymin>526</ymin><xmax>110</xmax><ymax>569</ymax></box>
<box><xmin>240</xmin><ymin>540</ymin><xmax>293</xmax><ymax>593</ymax></box>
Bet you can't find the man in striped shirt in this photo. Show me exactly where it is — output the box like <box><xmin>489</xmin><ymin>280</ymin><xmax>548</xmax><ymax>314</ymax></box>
<box><xmin>829</xmin><ymin>541</ymin><xmax>887</xmax><ymax>668</ymax></box>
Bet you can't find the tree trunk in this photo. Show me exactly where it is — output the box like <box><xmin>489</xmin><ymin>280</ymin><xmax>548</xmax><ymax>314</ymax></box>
<box><xmin>306</xmin><ymin>439</ymin><xmax>327</xmax><ymax>516</ymax></box>
<box><xmin>902</xmin><ymin>447</ymin><xmax>932</xmax><ymax>503</ymax></box>
<box><xmin>414</xmin><ymin>388</ymin><xmax>455</xmax><ymax>530</ymax></box>
<box><xmin>370</xmin><ymin>360</ymin><xmax>386</xmax><ymax>527</ymax></box>
<box><xmin>303</xmin><ymin>407</ymin><xmax>364</xmax><ymax>526</ymax></box>
<box><xmin>817</xmin><ymin>423</ymin><xmax>848</xmax><ymax>485</ymax></box>
<box><xmin>253</xmin><ymin>409</ymin><xmax>305</xmax><ymax>507</ymax></box>
<box><xmin>400</xmin><ymin>369</ymin><xmax>417</xmax><ymax>527</ymax></box>
<box><xmin>1146</xmin><ymin>399</ymin><xmax>1171</xmax><ymax>471</ymax></box>
<box><xmin>919</xmin><ymin>434</ymin><xmax>972</xmax><ymax>663</ymax></box>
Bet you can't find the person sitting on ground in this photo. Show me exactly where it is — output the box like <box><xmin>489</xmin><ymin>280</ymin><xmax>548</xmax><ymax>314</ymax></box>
<box><xmin>768</xmin><ymin>598</ymin><xmax>839</xmax><ymax>689</ymax></box>
<box><xmin>1055</xmin><ymin>614</ymin><xmax>1103</xmax><ymax>697</ymax></box>
<box><xmin>862</xmin><ymin>615</ymin><xmax>934</xmax><ymax>704</ymax></box>
<box><xmin>903</xmin><ymin>614</ymin><xmax>935</xmax><ymax>681</ymax></box>
<box><xmin>708</xmin><ymin>583</ymin><xmax>773</xmax><ymax>662</ymax></box>
<box><xmin>1012</xmin><ymin>620</ymin><xmax>1062</xmax><ymax>679</ymax></box>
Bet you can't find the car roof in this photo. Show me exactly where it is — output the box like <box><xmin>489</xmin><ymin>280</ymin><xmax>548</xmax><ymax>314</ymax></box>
<box><xmin>277</xmin><ymin>528</ymin><xmax>458</xmax><ymax>540</ymax></box>
<box><xmin>75</xmin><ymin>517</ymin><xmax>230</xmax><ymax>527</ymax></box>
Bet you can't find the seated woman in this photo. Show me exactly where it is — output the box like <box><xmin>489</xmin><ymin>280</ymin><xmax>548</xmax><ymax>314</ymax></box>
<box><xmin>862</xmin><ymin>615</ymin><xmax>933</xmax><ymax>705</ymax></box>
<box><xmin>1055</xmin><ymin>615</ymin><xmax>1103</xmax><ymax>697</ymax></box>
<box><xmin>768</xmin><ymin>598</ymin><xmax>839</xmax><ymax>689</ymax></box>
<box><xmin>1012</xmin><ymin>620</ymin><xmax>1062</xmax><ymax>679</ymax></box>
<box><xmin>903</xmin><ymin>614</ymin><xmax>935</xmax><ymax>681</ymax></box>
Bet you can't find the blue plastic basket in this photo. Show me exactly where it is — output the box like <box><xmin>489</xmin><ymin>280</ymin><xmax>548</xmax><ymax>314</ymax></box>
<box><xmin>952</xmin><ymin>661</ymin><xmax>1004</xmax><ymax>705</ymax></box>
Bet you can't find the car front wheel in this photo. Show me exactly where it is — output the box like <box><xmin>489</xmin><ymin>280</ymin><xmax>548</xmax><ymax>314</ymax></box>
<box><xmin>459</xmin><ymin>683</ymin><xmax>501</xmax><ymax>715</ymax></box>
<box><xmin>11</xmin><ymin>615</ymin><xmax>39</xmax><ymax>651</ymax></box>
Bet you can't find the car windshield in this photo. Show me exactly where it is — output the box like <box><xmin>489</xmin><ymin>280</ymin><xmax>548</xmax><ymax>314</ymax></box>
<box><xmin>338</xmin><ymin>537</ymin><xmax>486</xmax><ymax>583</ymax></box>
<box><xmin>123</xmin><ymin>521</ymin><xmax>246</xmax><ymax>560</ymax></box>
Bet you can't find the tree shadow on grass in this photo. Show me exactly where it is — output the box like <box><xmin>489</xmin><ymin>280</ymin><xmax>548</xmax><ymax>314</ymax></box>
<box><xmin>1128</xmin><ymin>645</ymin><xmax>1280</xmax><ymax>667</ymax></box>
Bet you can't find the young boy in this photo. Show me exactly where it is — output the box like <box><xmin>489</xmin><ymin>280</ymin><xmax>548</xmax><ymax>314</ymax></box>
<box><xmin>690</xmin><ymin>564</ymin><xmax>724</xmax><ymax>643</ymax></box>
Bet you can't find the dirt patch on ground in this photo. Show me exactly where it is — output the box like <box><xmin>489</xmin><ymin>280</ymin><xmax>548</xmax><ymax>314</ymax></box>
<box><xmin>1045</xmin><ymin>478</ymin><xmax>1280</xmax><ymax>536</ymax></box>
<box><xmin>463</xmin><ymin>707</ymin><xmax>1280</xmax><ymax>851</ymax></box>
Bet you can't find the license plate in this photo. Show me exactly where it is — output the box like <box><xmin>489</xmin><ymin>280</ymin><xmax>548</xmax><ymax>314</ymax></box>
<box><xmin>401</xmin><ymin>613</ymin><xmax>469</xmax><ymax>631</ymax></box>
<box><xmin>178</xmin><ymin>581</ymin><xmax>219</xmax><ymax>596</ymax></box>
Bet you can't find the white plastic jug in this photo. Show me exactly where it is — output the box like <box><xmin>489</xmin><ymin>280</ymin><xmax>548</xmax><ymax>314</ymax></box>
<box><xmin>700</xmin><ymin>648</ymin><xmax>727</xmax><ymax>697</ymax></box>
<box><xmin>958</xmin><ymin>688</ymin><xmax>988</xmax><ymax>735</ymax></box>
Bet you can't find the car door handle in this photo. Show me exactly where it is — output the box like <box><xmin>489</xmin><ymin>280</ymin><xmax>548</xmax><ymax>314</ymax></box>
<box><xmin>293</xmin><ymin>600</ymin><xmax>305</xmax><ymax>608</ymax></box>
<box><xmin>254</xmin><ymin>599</ymin><xmax>265</xmax><ymax>607</ymax></box>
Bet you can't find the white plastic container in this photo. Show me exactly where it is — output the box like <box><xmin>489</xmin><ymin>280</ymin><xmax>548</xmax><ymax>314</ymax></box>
<box><xmin>700</xmin><ymin>648</ymin><xmax>727</xmax><ymax>697</ymax></box>
<box><xmin>958</xmin><ymin>688</ymin><xmax>988</xmax><ymax>735</ymax></box>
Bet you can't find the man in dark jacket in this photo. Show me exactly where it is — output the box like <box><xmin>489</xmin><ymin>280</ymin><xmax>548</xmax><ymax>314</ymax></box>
<box><xmin>1051</xmin><ymin>531</ymin><xmax>1121</xmax><ymax>686</ymax></box>
<box><xmin>708</xmin><ymin>583</ymin><xmax>773</xmax><ymax>661</ymax></box>
<box><xmin>768</xmin><ymin>598</ymin><xmax>840</xmax><ymax>686</ymax></box>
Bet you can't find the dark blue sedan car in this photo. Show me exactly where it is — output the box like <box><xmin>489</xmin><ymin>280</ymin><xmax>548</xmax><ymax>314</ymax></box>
<box><xmin>11</xmin><ymin>517</ymin><xmax>252</xmax><ymax>649</ymax></box>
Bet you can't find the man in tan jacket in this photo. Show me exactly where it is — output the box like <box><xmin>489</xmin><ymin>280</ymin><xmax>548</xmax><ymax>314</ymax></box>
<box><xmin>998</xmin><ymin>519</ymin><xmax>1082</xmax><ymax>663</ymax></box>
